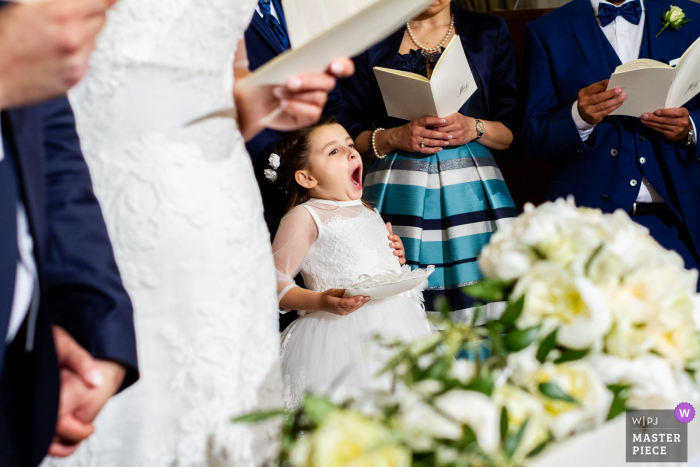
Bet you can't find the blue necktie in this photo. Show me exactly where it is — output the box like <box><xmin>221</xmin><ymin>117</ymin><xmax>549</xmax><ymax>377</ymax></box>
<box><xmin>597</xmin><ymin>0</ymin><xmax>643</xmax><ymax>27</ymax></box>
<box><xmin>259</xmin><ymin>0</ymin><xmax>289</xmax><ymax>50</ymax></box>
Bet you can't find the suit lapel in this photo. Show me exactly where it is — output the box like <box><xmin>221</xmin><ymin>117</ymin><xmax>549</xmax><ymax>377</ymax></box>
<box><xmin>570</xmin><ymin>0</ymin><xmax>621</xmax><ymax>81</ymax></box>
<box><xmin>5</xmin><ymin>108</ymin><xmax>45</xmax><ymax>259</ymax></box>
<box><xmin>642</xmin><ymin>0</ymin><xmax>677</xmax><ymax>63</ymax></box>
<box><xmin>250</xmin><ymin>11</ymin><xmax>287</xmax><ymax>54</ymax></box>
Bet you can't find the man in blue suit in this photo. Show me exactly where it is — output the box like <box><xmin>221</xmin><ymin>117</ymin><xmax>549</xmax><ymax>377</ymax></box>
<box><xmin>0</xmin><ymin>95</ymin><xmax>138</xmax><ymax>466</ymax></box>
<box><xmin>522</xmin><ymin>0</ymin><xmax>700</xmax><ymax>284</ymax></box>
<box><xmin>244</xmin><ymin>0</ymin><xmax>291</xmax><ymax>237</ymax></box>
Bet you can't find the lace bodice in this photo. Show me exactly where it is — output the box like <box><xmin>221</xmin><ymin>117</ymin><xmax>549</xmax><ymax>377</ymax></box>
<box><xmin>273</xmin><ymin>199</ymin><xmax>402</xmax><ymax>304</ymax></box>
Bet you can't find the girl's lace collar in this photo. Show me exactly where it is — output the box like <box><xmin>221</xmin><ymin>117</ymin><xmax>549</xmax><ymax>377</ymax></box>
<box><xmin>309</xmin><ymin>198</ymin><xmax>363</xmax><ymax>207</ymax></box>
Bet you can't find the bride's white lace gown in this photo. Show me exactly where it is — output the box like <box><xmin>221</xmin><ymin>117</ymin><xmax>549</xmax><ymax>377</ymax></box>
<box><xmin>44</xmin><ymin>0</ymin><xmax>282</xmax><ymax>466</ymax></box>
<box><xmin>274</xmin><ymin>199</ymin><xmax>434</xmax><ymax>408</ymax></box>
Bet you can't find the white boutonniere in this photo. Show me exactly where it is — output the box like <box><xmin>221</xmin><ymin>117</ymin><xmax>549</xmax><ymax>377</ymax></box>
<box><xmin>657</xmin><ymin>5</ymin><xmax>692</xmax><ymax>37</ymax></box>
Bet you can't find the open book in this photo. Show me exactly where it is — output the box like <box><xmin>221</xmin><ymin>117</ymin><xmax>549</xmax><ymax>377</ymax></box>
<box><xmin>607</xmin><ymin>36</ymin><xmax>700</xmax><ymax>117</ymax></box>
<box><xmin>373</xmin><ymin>36</ymin><xmax>476</xmax><ymax>121</ymax></box>
<box><xmin>240</xmin><ymin>0</ymin><xmax>434</xmax><ymax>87</ymax></box>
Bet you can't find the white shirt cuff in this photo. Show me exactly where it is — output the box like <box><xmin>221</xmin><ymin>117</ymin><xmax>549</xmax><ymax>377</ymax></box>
<box><xmin>572</xmin><ymin>101</ymin><xmax>596</xmax><ymax>142</ymax></box>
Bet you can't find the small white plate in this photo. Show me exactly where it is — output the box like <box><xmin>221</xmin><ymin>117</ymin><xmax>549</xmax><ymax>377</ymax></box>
<box><xmin>344</xmin><ymin>266</ymin><xmax>435</xmax><ymax>300</ymax></box>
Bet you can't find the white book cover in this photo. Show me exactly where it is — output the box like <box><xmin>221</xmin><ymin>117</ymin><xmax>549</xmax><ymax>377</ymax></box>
<box><xmin>240</xmin><ymin>0</ymin><xmax>435</xmax><ymax>87</ymax></box>
<box><xmin>607</xmin><ymin>36</ymin><xmax>700</xmax><ymax>117</ymax></box>
<box><xmin>373</xmin><ymin>36</ymin><xmax>477</xmax><ymax>121</ymax></box>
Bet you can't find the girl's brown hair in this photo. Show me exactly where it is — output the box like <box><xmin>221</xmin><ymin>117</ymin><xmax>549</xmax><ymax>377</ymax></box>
<box><xmin>276</xmin><ymin>116</ymin><xmax>338</xmax><ymax>213</ymax></box>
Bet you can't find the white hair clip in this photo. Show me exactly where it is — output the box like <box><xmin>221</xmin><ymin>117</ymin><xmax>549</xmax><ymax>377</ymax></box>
<box><xmin>264</xmin><ymin>153</ymin><xmax>281</xmax><ymax>182</ymax></box>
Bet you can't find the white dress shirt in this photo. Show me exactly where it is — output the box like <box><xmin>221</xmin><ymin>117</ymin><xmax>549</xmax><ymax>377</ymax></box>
<box><xmin>0</xmin><ymin>131</ymin><xmax>37</xmax><ymax>344</ymax></box>
<box><xmin>572</xmin><ymin>0</ymin><xmax>696</xmax><ymax>203</ymax></box>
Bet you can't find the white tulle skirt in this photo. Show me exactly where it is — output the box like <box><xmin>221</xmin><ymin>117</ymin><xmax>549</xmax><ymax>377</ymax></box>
<box><xmin>280</xmin><ymin>295</ymin><xmax>433</xmax><ymax>408</ymax></box>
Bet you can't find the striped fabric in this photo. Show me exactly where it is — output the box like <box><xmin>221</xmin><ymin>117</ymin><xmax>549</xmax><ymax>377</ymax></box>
<box><xmin>364</xmin><ymin>142</ymin><xmax>516</xmax><ymax>323</ymax></box>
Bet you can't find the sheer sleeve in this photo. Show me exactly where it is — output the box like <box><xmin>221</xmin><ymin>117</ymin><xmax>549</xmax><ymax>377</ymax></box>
<box><xmin>271</xmin><ymin>205</ymin><xmax>319</xmax><ymax>310</ymax></box>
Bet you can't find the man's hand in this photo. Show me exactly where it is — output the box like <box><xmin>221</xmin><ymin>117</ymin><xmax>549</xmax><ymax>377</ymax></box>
<box><xmin>50</xmin><ymin>327</ymin><xmax>126</xmax><ymax>457</ymax></box>
<box><xmin>577</xmin><ymin>80</ymin><xmax>626</xmax><ymax>125</ymax></box>
<box><xmin>0</xmin><ymin>0</ymin><xmax>118</xmax><ymax>109</ymax></box>
<box><xmin>386</xmin><ymin>222</ymin><xmax>406</xmax><ymax>266</ymax></box>
<box><xmin>642</xmin><ymin>108</ymin><xmax>691</xmax><ymax>142</ymax></box>
<box><xmin>319</xmin><ymin>289</ymin><xmax>369</xmax><ymax>316</ymax></box>
<box><xmin>235</xmin><ymin>58</ymin><xmax>355</xmax><ymax>141</ymax></box>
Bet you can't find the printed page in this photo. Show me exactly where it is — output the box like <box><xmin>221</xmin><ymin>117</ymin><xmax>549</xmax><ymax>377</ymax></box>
<box><xmin>429</xmin><ymin>36</ymin><xmax>477</xmax><ymax>118</ymax></box>
<box><xmin>607</xmin><ymin>67</ymin><xmax>675</xmax><ymax>117</ymax></box>
<box><xmin>283</xmin><ymin>0</ymin><xmax>376</xmax><ymax>49</ymax></box>
<box><xmin>241</xmin><ymin>0</ymin><xmax>434</xmax><ymax>86</ymax></box>
<box><xmin>667</xmin><ymin>37</ymin><xmax>700</xmax><ymax>109</ymax></box>
<box><xmin>374</xmin><ymin>68</ymin><xmax>437</xmax><ymax>121</ymax></box>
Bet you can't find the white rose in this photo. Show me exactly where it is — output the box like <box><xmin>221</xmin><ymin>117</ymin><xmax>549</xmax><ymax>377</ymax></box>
<box><xmin>493</xmin><ymin>384</ymin><xmax>550</xmax><ymax>458</ymax></box>
<box><xmin>479</xmin><ymin>238</ymin><xmax>534</xmax><ymax>281</ymax></box>
<box><xmin>588</xmin><ymin>354</ymin><xmax>698</xmax><ymax>410</ymax></box>
<box><xmin>529</xmin><ymin>361</ymin><xmax>612</xmax><ymax>440</ymax></box>
<box><xmin>450</xmin><ymin>359</ymin><xmax>476</xmax><ymax>385</ymax></box>
<box><xmin>508</xmin><ymin>346</ymin><xmax>541</xmax><ymax>388</ymax></box>
<box><xmin>513</xmin><ymin>262</ymin><xmax>612</xmax><ymax>349</ymax></box>
<box><xmin>433</xmin><ymin>390</ymin><xmax>501</xmax><ymax>453</ymax></box>
<box><xmin>668</xmin><ymin>5</ymin><xmax>685</xmax><ymax>23</ymax></box>
<box><xmin>400</xmin><ymin>391</ymin><xmax>462</xmax><ymax>445</ymax></box>
<box><xmin>268</xmin><ymin>153</ymin><xmax>281</xmax><ymax>169</ymax></box>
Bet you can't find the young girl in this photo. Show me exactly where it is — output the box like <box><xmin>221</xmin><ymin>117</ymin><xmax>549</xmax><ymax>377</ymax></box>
<box><xmin>271</xmin><ymin>118</ymin><xmax>433</xmax><ymax>408</ymax></box>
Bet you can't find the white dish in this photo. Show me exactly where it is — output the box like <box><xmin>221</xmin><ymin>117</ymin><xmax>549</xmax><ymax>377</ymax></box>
<box><xmin>344</xmin><ymin>265</ymin><xmax>435</xmax><ymax>300</ymax></box>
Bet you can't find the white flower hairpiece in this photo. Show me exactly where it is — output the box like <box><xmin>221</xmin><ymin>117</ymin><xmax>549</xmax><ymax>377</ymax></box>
<box><xmin>265</xmin><ymin>153</ymin><xmax>280</xmax><ymax>182</ymax></box>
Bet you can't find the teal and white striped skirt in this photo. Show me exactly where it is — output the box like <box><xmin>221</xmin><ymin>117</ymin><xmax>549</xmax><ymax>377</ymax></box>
<box><xmin>363</xmin><ymin>142</ymin><xmax>517</xmax><ymax>323</ymax></box>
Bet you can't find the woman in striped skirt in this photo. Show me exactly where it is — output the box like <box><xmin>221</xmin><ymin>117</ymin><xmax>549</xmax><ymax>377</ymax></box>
<box><xmin>325</xmin><ymin>0</ymin><xmax>519</xmax><ymax>323</ymax></box>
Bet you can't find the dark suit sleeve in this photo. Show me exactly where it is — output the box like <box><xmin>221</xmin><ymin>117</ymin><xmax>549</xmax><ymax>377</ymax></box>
<box><xmin>521</xmin><ymin>24</ymin><xmax>593</xmax><ymax>161</ymax></box>
<box><xmin>680</xmin><ymin>101</ymin><xmax>700</xmax><ymax>164</ymax></box>
<box><xmin>40</xmin><ymin>96</ymin><xmax>138</xmax><ymax>391</ymax></box>
<box><xmin>324</xmin><ymin>52</ymin><xmax>376</xmax><ymax>139</ymax></box>
<box><xmin>489</xmin><ymin>17</ymin><xmax>519</xmax><ymax>136</ymax></box>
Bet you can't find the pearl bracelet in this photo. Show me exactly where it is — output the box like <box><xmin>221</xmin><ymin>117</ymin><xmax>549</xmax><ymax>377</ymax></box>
<box><xmin>372</xmin><ymin>127</ymin><xmax>386</xmax><ymax>159</ymax></box>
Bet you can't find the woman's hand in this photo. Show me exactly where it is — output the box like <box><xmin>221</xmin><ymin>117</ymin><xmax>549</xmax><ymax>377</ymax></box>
<box><xmin>320</xmin><ymin>289</ymin><xmax>369</xmax><ymax>316</ymax></box>
<box><xmin>234</xmin><ymin>58</ymin><xmax>355</xmax><ymax>141</ymax></box>
<box><xmin>432</xmin><ymin>113</ymin><xmax>478</xmax><ymax>146</ymax></box>
<box><xmin>386</xmin><ymin>222</ymin><xmax>406</xmax><ymax>265</ymax></box>
<box><xmin>377</xmin><ymin>117</ymin><xmax>451</xmax><ymax>155</ymax></box>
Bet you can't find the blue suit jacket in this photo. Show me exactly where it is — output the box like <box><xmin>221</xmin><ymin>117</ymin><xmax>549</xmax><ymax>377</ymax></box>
<box><xmin>244</xmin><ymin>0</ymin><xmax>290</xmax><ymax>236</ymax></box>
<box><xmin>324</xmin><ymin>2</ymin><xmax>519</xmax><ymax>158</ymax></box>
<box><xmin>0</xmin><ymin>97</ymin><xmax>138</xmax><ymax>467</ymax></box>
<box><xmin>522</xmin><ymin>0</ymin><xmax>700</xmax><ymax>253</ymax></box>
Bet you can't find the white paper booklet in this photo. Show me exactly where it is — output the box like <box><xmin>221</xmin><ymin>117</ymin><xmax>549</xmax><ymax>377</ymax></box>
<box><xmin>607</xmin><ymin>36</ymin><xmax>700</xmax><ymax>117</ymax></box>
<box><xmin>373</xmin><ymin>36</ymin><xmax>477</xmax><ymax>121</ymax></box>
<box><xmin>240</xmin><ymin>0</ymin><xmax>434</xmax><ymax>87</ymax></box>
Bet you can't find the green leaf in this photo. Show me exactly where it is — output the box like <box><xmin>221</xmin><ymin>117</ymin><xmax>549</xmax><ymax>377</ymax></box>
<box><xmin>500</xmin><ymin>406</ymin><xmax>509</xmax><ymax>442</ymax></box>
<box><xmin>607</xmin><ymin>384</ymin><xmax>631</xmax><ymax>421</ymax></box>
<box><xmin>504</xmin><ymin>419</ymin><xmax>529</xmax><ymax>459</ymax></box>
<box><xmin>463</xmin><ymin>278</ymin><xmax>511</xmax><ymax>302</ymax></box>
<box><xmin>554</xmin><ymin>347</ymin><xmax>590</xmax><ymax>364</ymax></box>
<box><xmin>303</xmin><ymin>396</ymin><xmax>337</xmax><ymax>424</ymax></box>
<box><xmin>232</xmin><ymin>409</ymin><xmax>285</xmax><ymax>423</ymax></box>
<box><xmin>536</xmin><ymin>328</ymin><xmax>558</xmax><ymax>363</ymax></box>
<box><xmin>504</xmin><ymin>326</ymin><xmax>540</xmax><ymax>352</ymax></box>
<box><xmin>499</xmin><ymin>295</ymin><xmax>525</xmax><ymax>330</ymax></box>
<box><xmin>466</xmin><ymin>375</ymin><xmax>494</xmax><ymax>397</ymax></box>
<box><xmin>435</xmin><ymin>296</ymin><xmax>452</xmax><ymax>321</ymax></box>
<box><xmin>471</xmin><ymin>305</ymin><xmax>483</xmax><ymax>326</ymax></box>
<box><xmin>538</xmin><ymin>382</ymin><xmax>579</xmax><ymax>405</ymax></box>
<box><xmin>526</xmin><ymin>433</ymin><xmax>554</xmax><ymax>458</ymax></box>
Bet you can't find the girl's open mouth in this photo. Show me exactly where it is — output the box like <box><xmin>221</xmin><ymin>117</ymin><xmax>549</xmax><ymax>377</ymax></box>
<box><xmin>351</xmin><ymin>165</ymin><xmax>362</xmax><ymax>189</ymax></box>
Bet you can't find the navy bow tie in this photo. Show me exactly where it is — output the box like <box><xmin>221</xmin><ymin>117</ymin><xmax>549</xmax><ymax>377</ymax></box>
<box><xmin>597</xmin><ymin>0</ymin><xmax>643</xmax><ymax>27</ymax></box>
<box><xmin>259</xmin><ymin>0</ymin><xmax>289</xmax><ymax>50</ymax></box>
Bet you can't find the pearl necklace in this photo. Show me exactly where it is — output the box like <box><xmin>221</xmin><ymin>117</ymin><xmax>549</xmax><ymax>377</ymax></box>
<box><xmin>406</xmin><ymin>14</ymin><xmax>455</xmax><ymax>52</ymax></box>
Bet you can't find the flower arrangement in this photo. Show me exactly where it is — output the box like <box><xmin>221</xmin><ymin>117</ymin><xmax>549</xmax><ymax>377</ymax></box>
<box><xmin>235</xmin><ymin>198</ymin><xmax>700</xmax><ymax>467</ymax></box>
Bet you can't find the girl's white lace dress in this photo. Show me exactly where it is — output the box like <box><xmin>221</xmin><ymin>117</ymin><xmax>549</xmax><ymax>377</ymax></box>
<box><xmin>274</xmin><ymin>199</ymin><xmax>433</xmax><ymax>408</ymax></box>
<box><xmin>44</xmin><ymin>0</ymin><xmax>282</xmax><ymax>466</ymax></box>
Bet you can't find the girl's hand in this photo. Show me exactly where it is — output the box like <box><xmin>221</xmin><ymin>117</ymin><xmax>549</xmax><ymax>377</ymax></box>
<box><xmin>432</xmin><ymin>113</ymin><xmax>478</xmax><ymax>146</ymax></box>
<box><xmin>387</xmin><ymin>117</ymin><xmax>451</xmax><ymax>154</ymax></box>
<box><xmin>386</xmin><ymin>222</ymin><xmax>406</xmax><ymax>265</ymax></box>
<box><xmin>320</xmin><ymin>289</ymin><xmax>369</xmax><ymax>316</ymax></box>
